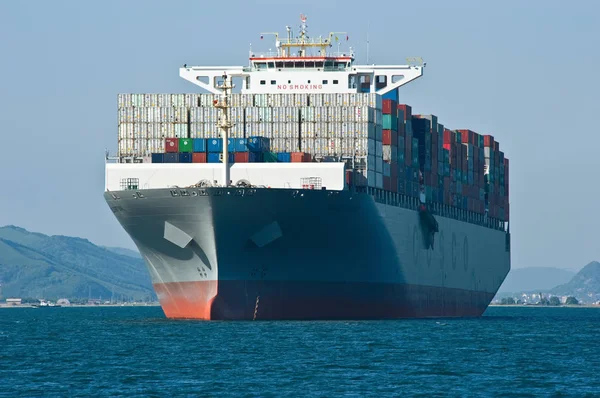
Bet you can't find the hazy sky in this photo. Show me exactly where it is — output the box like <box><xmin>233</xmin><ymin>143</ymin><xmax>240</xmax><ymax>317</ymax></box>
<box><xmin>1</xmin><ymin>0</ymin><xmax>599</xmax><ymax>271</ymax></box>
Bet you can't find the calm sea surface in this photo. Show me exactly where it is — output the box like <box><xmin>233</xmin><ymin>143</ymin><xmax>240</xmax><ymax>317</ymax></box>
<box><xmin>1</xmin><ymin>306</ymin><xmax>599</xmax><ymax>397</ymax></box>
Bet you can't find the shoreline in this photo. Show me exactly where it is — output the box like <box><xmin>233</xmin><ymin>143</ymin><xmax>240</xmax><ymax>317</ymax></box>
<box><xmin>488</xmin><ymin>304</ymin><xmax>600</xmax><ymax>308</ymax></box>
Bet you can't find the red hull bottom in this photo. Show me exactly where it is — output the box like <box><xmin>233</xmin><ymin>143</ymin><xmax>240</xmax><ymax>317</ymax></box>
<box><xmin>154</xmin><ymin>280</ymin><xmax>494</xmax><ymax>320</ymax></box>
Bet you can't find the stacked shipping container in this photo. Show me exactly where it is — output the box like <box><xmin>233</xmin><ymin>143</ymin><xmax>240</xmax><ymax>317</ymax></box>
<box><xmin>117</xmin><ymin>93</ymin><xmax>508</xmax><ymax>221</ymax></box>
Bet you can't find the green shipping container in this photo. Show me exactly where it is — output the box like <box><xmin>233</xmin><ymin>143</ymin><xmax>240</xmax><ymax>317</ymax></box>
<box><xmin>263</xmin><ymin>152</ymin><xmax>278</xmax><ymax>162</ymax></box>
<box><xmin>382</xmin><ymin>114</ymin><xmax>398</xmax><ymax>130</ymax></box>
<box><xmin>179</xmin><ymin>138</ymin><xmax>193</xmax><ymax>153</ymax></box>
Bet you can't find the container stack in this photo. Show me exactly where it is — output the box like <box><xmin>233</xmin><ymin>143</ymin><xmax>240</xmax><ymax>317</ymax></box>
<box><xmin>117</xmin><ymin>93</ymin><xmax>509</xmax><ymax>220</ymax></box>
<box><xmin>481</xmin><ymin>135</ymin><xmax>509</xmax><ymax>221</ymax></box>
<box><xmin>117</xmin><ymin>94</ymin><xmax>194</xmax><ymax>157</ymax></box>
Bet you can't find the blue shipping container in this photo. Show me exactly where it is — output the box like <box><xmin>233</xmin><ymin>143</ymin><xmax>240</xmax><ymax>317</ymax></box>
<box><xmin>207</xmin><ymin>138</ymin><xmax>223</xmax><ymax>153</ymax></box>
<box><xmin>277</xmin><ymin>152</ymin><xmax>291</xmax><ymax>162</ymax></box>
<box><xmin>207</xmin><ymin>153</ymin><xmax>221</xmax><ymax>163</ymax></box>
<box><xmin>227</xmin><ymin>138</ymin><xmax>235</xmax><ymax>152</ymax></box>
<box><xmin>193</xmin><ymin>139</ymin><xmax>206</xmax><ymax>153</ymax></box>
<box><xmin>249</xmin><ymin>152</ymin><xmax>263</xmax><ymax>162</ymax></box>
<box><xmin>151</xmin><ymin>153</ymin><xmax>164</xmax><ymax>163</ymax></box>
<box><xmin>234</xmin><ymin>138</ymin><xmax>248</xmax><ymax>152</ymax></box>
<box><xmin>164</xmin><ymin>153</ymin><xmax>178</xmax><ymax>163</ymax></box>
<box><xmin>247</xmin><ymin>136</ymin><xmax>270</xmax><ymax>152</ymax></box>
<box><xmin>228</xmin><ymin>153</ymin><xmax>235</xmax><ymax>163</ymax></box>
<box><xmin>179</xmin><ymin>152</ymin><xmax>192</xmax><ymax>163</ymax></box>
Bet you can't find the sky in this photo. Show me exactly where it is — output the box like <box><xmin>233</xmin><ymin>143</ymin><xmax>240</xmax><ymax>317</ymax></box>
<box><xmin>1</xmin><ymin>0</ymin><xmax>599</xmax><ymax>271</ymax></box>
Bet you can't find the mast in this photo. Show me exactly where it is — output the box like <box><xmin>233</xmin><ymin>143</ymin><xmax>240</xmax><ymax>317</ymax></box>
<box><xmin>214</xmin><ymin>73</ymin><xmax>234</xmax><ymax>186</ymax></box>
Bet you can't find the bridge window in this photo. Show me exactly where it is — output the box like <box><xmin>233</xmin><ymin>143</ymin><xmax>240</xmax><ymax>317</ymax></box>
<box><xmin>276</xmin><ymin>62</ymin><xmax>284</xmax><ymax>68</ymax></box>
<box><xmin>268</xmin><ymin>62</ymin><xmax>275</xmax><ymax>68</ymax></box>
<box><xmin>284</xmin><ymin>61</ymin><xmax>294</xmax><ymax>68</ymax></box>
<box><xmin>294</xmin><ymin>62</ymin><xmax>304</xmax><ymax>68</ymax></box>
<box><xmin>255</xmin><ymin>62</ymin><xmax>267</xmax><ymax>70</ymax></box>
<box><xmin>315</xmin><ymin>62</ymin><xmax>324</xmax><ymax>68</ymax></box>
<box><xmin>305</xmin><ymin>61</ymin><xmax>315</xmax><ymax>68</ymax></box>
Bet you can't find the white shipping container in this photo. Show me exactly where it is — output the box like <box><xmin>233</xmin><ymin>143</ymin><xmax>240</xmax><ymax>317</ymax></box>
<box><xmin>118</xmin><ymin>94</ymin><xmax>133</xmax><ymax>109</ymax></box>
<box><xmin>174</xmin><ymin>123</ymin><xmax>188</xmax><ymax>138</ymax></box>
<box><xmin>130</xmin><ymin>94</ymin><xmax>144</xmax><ymax>107</ymax></box>
<box><xmin>341</xmin><ymin>138</ymin><xmax>354</xmax><ymax>156</ymax></box>
<box><xmin>157</xmin><ymin>94</ymin><xmax>168</xmax><ymax>107</ymax></box>
<box><xmin>300</xmin><ymin>106</ymin><xmax>313</xmax><ymax>122</ymax></box>
<box><xmin>118</xmin><ymin>139</ymin><xmax>134</xmax><ymax>156</ymax></box>
<box><xmin>301</xmin><ymin>138</ymin><xmax>315</xmax><ymax>154</ymax></box>
<box><xmin>314</xmin><ymin>138</ymin><xmax>329</xmax><ymax>156</ymax></box>
<box><xmin>133</xmin><ymin>123</ymin><xmax>149</xmax><ymax>139</ymax></box>
<box><xmin>259</xmin><ymin>107</ymin><xmax>272</xmax><ymax>122</ymax></box>
<box><xmin>383</xmin><ymin>145</ymin><xmax>398</xmax><ymax>163</ymax></box>
<box><xmin>118</xmin><ymin>107</ymin><xmax>134</xmax><ymax>123</ymax></box>
<box><xmin>133</xmin><ymin>138</ymin><xmax>147</xmax><ymax>156</ymax></box>
<box><xmin>286</xmin><ymin>137</ymin><xmax>300</xmax><ymax>152</ymax></box>
<box><xmin>185</xmin><ymin>94</ymin><xmax>198</xmax><ymax>107</ymax></box>
<box><xmin>355</xmin><ymin>137</ymin><xmax>368</xmax><ymax>156</ymax></box>
<box><xmin>118</xmin><ymin>123</ymin><xmax>134</xmax><ymax>140</ymax></box>
<box><xmin>375</xmin><ymin>172</ymin><xmax>384</xmax><ymax>188</ymax></box>
<box><xmin>160</xmin><ymin>123</ymin><xmax>176</xmax><ymax>138</ymax></box>
<box><xmin>327</xmin><ymin>138</ymin><xmax>341</xmax><ymax>155</ymax></box>
<box><xmin>148</xmin><ymin>138</ymin><xmax>165</xmax><ymax>154</ymax></box>
<box><xmin>300</xmin><ymin>121</ymin><xmax>315</xmax><ymax>138</ymax></box>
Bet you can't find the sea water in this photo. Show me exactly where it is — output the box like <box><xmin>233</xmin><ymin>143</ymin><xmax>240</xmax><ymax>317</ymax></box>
<box><xmin>1</xmin><ymin>306</ymin><xmax>599</xmax><ymax>396</ymax></box>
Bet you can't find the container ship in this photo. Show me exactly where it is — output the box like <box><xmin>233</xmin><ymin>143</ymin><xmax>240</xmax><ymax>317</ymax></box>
<box><xmin>104</xmin><ymin>16</ymin><xmax>511</xmax><ymax>320</ymax></box>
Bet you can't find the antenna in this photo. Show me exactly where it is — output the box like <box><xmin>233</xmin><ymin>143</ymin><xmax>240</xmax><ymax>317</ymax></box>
<box><xmin>366</xmin><ymin>20</ymin><xmax>370</xmax><ymax>64</ymax></box>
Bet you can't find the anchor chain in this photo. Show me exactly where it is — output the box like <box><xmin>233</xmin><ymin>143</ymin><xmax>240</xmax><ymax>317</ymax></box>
<box><xmin>253</xmin><ymin>296</ymin><xmax>260</xmax><ymax>321</ymax></box>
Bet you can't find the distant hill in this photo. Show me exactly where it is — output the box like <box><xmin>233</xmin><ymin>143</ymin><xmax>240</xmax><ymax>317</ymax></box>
<box><xmin>498</xmin><ymin>267</ymin><xmax>575</xmax><ymax>294</ymax></box>
<box><xmin>551</xmin><ymin>261</ymin><xmax>600</xmax><ymax>301</ymax></box>
<box><xmin>0</xmin><ymin>226</ymin><xmax>153</xmax><ymax>301</ymax></box>
<box><xmin>102</xmin><ymin>246</ymin><xmax>141</xmax><ymax>259</ymax></box>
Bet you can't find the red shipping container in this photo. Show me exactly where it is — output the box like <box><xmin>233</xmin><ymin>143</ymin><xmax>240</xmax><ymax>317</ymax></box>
<box><xmin>192</xmin><ymin>153</ymin><xmax>207</xmax><ymax>163</ymax></box>
<box><xmin>383</xmin><ymin>176</ymin><xmax>391</xmax><ymax>191</ymax></box>
<box><xmin>397</xmin><ymin>104</ymin><xmax>412</xmax><ymax>121</ymax></box>
<box><xmin>457</xmin><ymin>129</ymin><xmax>475</xmax><ymax>145</ymax></box>
<box><xmin>382</xmin><ymin>130</ymin><xmax>398</xmax><ymax>146</ymax></box>
<box><xmin>382</xmin><ymin>99</ymin><xmax>397</xmax><ymax>115</ymax></box>
<box><xmin>443</xmin><ymin>129</ymin><xmax>455</xmax><ymax>144</ymax></box>
<box><xmin>443</xmin><ymin>143</ymin><xmax>452</xmax><ymax>152</ymax></box>
<box><xmin>234</xmin><ymin>152</ymin><xmax>248</xmax><ymax>163</ymax></box>
<box><xmin>291</xmin><ymin>152</ymin><xmax>311</xmax><ymax>162</ymax></box>
<box><xmin>165</xmin><ymin>138</ymin><xmax>179</xmax><ymax>153</ymax></box>
<box><xmin>483</xmin><ymin>135</ymin><xmax>494</xmax><ymax>147</ymax></box>
<box><xmin>346</xmin><ymin>170</ymin><xmax>353</xmax><ymax>186</ymax></box>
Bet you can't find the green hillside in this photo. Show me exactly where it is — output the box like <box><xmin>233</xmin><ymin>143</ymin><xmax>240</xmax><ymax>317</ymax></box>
<box><xmin>0</xmin><ymin>226</ymin><xmax>153</xmax><ymax>301</ymax></box>
<box><xmin>550</xmin><ymin>261</ymin><xmax>600</xmax><ymax>302</ymax></box>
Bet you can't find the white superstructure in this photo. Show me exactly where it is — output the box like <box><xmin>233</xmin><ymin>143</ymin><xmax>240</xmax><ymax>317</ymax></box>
<box><xmin>180</xmin><ymin>15</ymin><xmax>424</xmax><ymax>96</ymax></box>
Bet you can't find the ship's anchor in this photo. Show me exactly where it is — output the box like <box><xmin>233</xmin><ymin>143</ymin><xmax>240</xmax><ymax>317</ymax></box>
<box><xmin>418</xmin><ymin>203</ymin><xmax>438</xmax><ymax>250</ymax></box>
